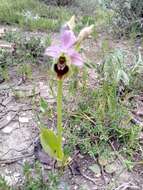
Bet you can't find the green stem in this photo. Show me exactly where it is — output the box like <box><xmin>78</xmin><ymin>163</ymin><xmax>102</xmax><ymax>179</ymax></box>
<box><xmin>57</xmin><ymin>79</ymin><xmax>63</xmax><ymax>143</ymax></box>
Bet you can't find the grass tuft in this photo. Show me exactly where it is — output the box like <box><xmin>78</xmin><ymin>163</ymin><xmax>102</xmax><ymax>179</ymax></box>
<box><xmin>0</xmin><ymin>0</ymin><xmax>71</xmax><ymax>31</ymax></box>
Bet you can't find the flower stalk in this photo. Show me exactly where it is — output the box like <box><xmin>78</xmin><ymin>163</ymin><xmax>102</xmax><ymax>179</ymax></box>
<box><xmin>57</xmin><ymin>79</ymin><xmax>63</xmax><ymax>144</ymax></box>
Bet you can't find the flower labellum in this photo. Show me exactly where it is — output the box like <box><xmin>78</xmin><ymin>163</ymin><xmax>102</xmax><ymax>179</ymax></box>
<box><xmin>76</xmin><ymin>25</ymin><xmax>94</xmax><ymax>44</ymax></box>
<box><xmin>54</xmin><ymin>55</ymin><xmax>69</xmax><ymax>79</ymax></box>
<box><xmin>45</xmin><ymin>29</ymin><xmax>83</xmax><ymax>79</ymax></box>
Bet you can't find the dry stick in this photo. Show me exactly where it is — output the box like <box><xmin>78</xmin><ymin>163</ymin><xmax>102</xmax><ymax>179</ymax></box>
<box><xmin>108</xmin><ymin>140</ymin><xmax>123</xmax><ymax>164</ymax></box>
<box><xmin>114</xmin><ymin>182</ymin><xmax>140</xmax><ymax>190</ymax></box>
<box><xmin>68</xmin><ymin>151</ymin><xmax>97</xmax><ymax>185</ymax></box>
<box><xmin>0</xmin><ymin>153</ymin><xmax>34</xmax><ymax>165</ymax></box>
<box><xmin>0</xmin><ymin>141</ymin><xmax>34</xmax><ymax>163</ymax></box>
<box><xmin>81</xmin><ymin>112</ymin><xmax>96</xmax><ymax>125</ymax></box>
<box><xmin>70</xmin><ymin>112</ymin><xmax>96</xmax><ymax>125</ymax></box>
<box><xmin>99</xmin><ymin>164</ymin><xmax>107</xmax><ymax>186</ymax></box>
<box><xmin>107</xmin><ymin>143</ymin><xmax>128</xmax><ymax>188</ymax></box>
<box><xmin>0</xmin><ymin>111</ymin><xmax>17</xmax><ymax>120</ymax></box>
<box><xmin>80</xmin><ymin>172</ymin><xmax>97</xmax><ymax>185</ymax></box>
<box><xmin>93</xmin><ymin>155</ymin><xmax>107</xmax><ymax>186</ymax></box>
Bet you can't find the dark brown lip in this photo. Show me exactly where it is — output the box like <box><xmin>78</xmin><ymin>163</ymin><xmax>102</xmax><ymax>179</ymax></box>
<box><xmin>54</xmin><ymin>63</ymin><xmax>69</xmax><ymax>79</ymax></box>
<box><xmin>54</xmin><ymin>55</ymin><xmax>69</xmax><ymax>79</ymax></box>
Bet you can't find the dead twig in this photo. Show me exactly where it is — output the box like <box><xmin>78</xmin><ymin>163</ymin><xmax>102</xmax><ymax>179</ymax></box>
<box><xmin>70</xmin><ymin>112</ymin><xmax>96</xmax><ymax>125</ymax></box>
<box><xmin>80</xmin><ymin>172</ymin><xmax>97</xmax><ymax>185</ymax></box>
<box><xmin>114</xmin><ymin>182</ymin><xmax>140</xmax><ymax>190</ymax></box>
<box><xmin>108</xmin><ymin>140</ymin><xmax>123</xmax><ymax>164</ymax></box>
<box><xmin>68</xmin><ymin>151</ymin><xmax>97</xmax><ymax>185</ymax></box>
<box><xmin>99</xmin><ymin>164</ymin><xmax>107</xmax><ymax>186</ymax></box>
<box><xmin>0</xmin><ymin>152</ymin><xmax>34</xmax><ymax>165</ymax></box>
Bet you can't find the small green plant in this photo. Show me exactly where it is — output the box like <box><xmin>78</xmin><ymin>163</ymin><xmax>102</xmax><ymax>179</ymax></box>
<box><xmin>0</xmin><ymin>0</ymin><xmax>71</xmax><ymax>31</ymax></box>
<box><xmin>101</xmin><ymin>49</ymin><xmax>129</xmax><ymax>86</ymax></box>
<box><xmin>14</xmin><ymin>36</ymin><xmax>45</xmax><ymax>63</ymax></box>
<box><xmin>130</xmin><ymin>48</ymin><xmax>143</xmax><ymax>90</ymax></box>
<box><xmin>23</xmin><ymin>161</ymin><xmax>60</xmax><ymax>190</ymax></box>
<box><xmin>0</xmin><ymin>49</ymin><xmax>11</xmax><ymax>81</ymax></box>
<box><xmin>65</xmin><ymin>49</ymin><xmax>141</xmax><ymax>158</ymax></box>
<box><xmin>3</xmin><ymin>31</ymin><xmax>21</xmax><ymax>43</ymax></box>
<box><xmin>2</xmin><ymin>31</ymin><xmax>50</xmax><ymax>65</ymax></box>
<box><xmin>110</xmin><ymin>0</ymin><xmax>143</xmax><ymax>37</ymax></box>
<box><xmin>0</xmin><ymin>176</ymin><xmax>11</xmax><ymax>190</ymax></box>
<box><xmin>0</xmin><ymin>49</ymin><xmax>13</xmax><ymax>66</ymax></box>
<box><xmin>18</xmin><ymin>63</ymin><xmax>32</xmax><ymax>82</ymax></box>
<box><xmin>0</xmin><ymin>66</ymin><xmax>9</xmax><ymax>81</ymax></box>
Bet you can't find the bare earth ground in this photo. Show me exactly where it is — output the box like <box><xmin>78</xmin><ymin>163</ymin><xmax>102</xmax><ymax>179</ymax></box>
<box><xmin>0</xmin><ymin>27</ymin><xmax>143</xmax><ymax>190</ymax></box>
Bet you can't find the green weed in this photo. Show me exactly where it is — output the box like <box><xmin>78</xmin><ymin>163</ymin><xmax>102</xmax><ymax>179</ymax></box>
<box><xmin>17</xmin><ymin>63</ymin><xmax>32</xmax><ymax>81</ymax></box>
<box><xmin>0</xmin><ymin>0</ymin><xmax>71</xmax><ymax>31</ymax></box>
<box><xmin>65</xmin><ymin>49</ymin><xmax>141</xmax><ymax>159</ymax></box>
<box><xmin>23</xmin><ymin>161</ymin><xmax>60</xmax><ymax>190</ymax></box>
<box><xmin>0</xmin><ymin>162</ymin><xmax>61</xmax><ymax>190</ymax></box>
<box><xmin>0</xmin><ymin>176</ymin><xmax>11</xmax><ymax>190</ymax></box>
<box><xmin>2</xmin><ymin>31</ymin><xmax>50</xmax><ymax>64</ymax></box>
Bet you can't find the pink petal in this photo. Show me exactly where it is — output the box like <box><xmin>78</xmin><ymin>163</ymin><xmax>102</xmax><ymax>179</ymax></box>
<box><xmin>70</xmin><ymin>51</ymin><xmax>83</xmax><ymax>67</ymax></box>
<box><xmin>61</xmin><ymin>30</ymin><xmax>76</xmax><ymax>49</ymax></box>
<box><xmin>45</xmin><ymin>45</ymin><xmax>61</xmax><ymax>58</ymax></box>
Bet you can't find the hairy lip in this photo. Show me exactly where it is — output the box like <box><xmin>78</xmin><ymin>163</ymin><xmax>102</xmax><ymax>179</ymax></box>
<box><xmin>54</xmin><ymin>64</ymin><xmax>69</xmax><ymax>79</ymax></box>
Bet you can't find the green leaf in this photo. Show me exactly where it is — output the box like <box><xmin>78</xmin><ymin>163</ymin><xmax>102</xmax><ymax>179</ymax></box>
<box><xmin>40</xmin><ymin>98</ymin><xmax>48</xmax><ymax>113</ymax></box>
<box><xmin>117</xmin><ymin>70</ymin><xmax>129</xmax><ymax>86</ymax></box>
<box><xmin>40</xmin><ymin>128</ymin><xmax>64</xmax><ymax>161</ymax></box>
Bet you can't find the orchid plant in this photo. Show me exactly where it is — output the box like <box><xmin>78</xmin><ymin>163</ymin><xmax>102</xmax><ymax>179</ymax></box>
<box><xmin>39</xmin><ymin>16</ymin><xmax>94</xmax><ymax>166</ymax></box>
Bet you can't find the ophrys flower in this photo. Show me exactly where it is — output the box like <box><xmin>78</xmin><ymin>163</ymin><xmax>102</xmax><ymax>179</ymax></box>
<box><xmin>45</xmin><ymin>29</ymin><xmax>83</xmax><ymax>79</ymax></box>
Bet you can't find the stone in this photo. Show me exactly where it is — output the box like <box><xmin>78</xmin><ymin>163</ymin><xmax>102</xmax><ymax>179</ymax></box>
<box><xmin>105</xmin><ymin>163</ymin><xmax>117</xmax><ymax>174</ymax></box>
<box><xmin>2</xmin><ymin>97</ymin><xmax>13</xmax><ymax>106</ymax></box>
<box><xmin>39</xmin><ymin>82</ymin><xmax>54</xmax><ymax>101</ymax></box>
<box><xmin>98</xmin><ymin>156</ymin><xmax>108</xmax><ymax>166</ymax></box>
<box><xmin>19</xmin><ymin>116</ymin><xmax>29</xmax><ymax>123</ymax></box>
<box><xmin>0</xmin><ymin>28</ymin><xmax>6</xmax><ymax>38</ymax></box>
<box><xmin>0</xmin><ymin>112</ymin><xmax>17</xmax><ymax>129</ymax></box>
<box><xmin>89</xmin><ymin>164</ymin><xmax>101</xmax><ymax>177</ymax></box>
<box><xmin>13</xmin><ymin>85</ymin><xmax>40</xmax><ymax>98</ymax></box>
<box><xmin>2</xmin><ymin>126</ymin><xmax>13</xmax><ymax>134</ymax></box>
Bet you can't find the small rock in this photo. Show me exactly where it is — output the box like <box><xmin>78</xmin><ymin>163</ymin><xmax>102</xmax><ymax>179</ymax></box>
<box><xmin>0</xmin><ymin>76</ymin><xmax>5</xmax><ymax>83</ymax></box>
<box><xmin>7</xmin><ymin>115</ymin><xmax>12</xmax><ymax>122</ymax></box>
<box><xmin>14</xmin><ymin>172</ymin><xmax>21</xmax><ymax>178</ymax></box>
<box><xmin>3</xmin><ymin>175</ymin><xmax>12</xmax><ymax>186</ymax></box>
<box><xmin>2</xmin><ymin>126</ymin><xmax>13</xmax><ymax>134</ymax></box>
<box><xmin>139</xmin><ymin>133</ymin><xmax>143</xmax><ymax>144</ymax></box>
<box><xmin>98</xmin><ymin>156</ymin><xmax>108</xmax><ymax>166</ymax></box>
<box><xmin>89</xmin><ymin>164</ymin><xmax>101</xmax><ymax>177</ymax></box>
<box><xmin>2</xmin><ymin>97</ymin><xmax>13</xmax><ymax>106</ymax></box>
<box><xmin>0</xmin><ymin>28</ymin><xmax>6</xmax><ymax>38</ymax></box>
<box><xmin>39</xmin><ymin>82</ymin><xmax>54</xmax><ymax>100</ymax></box>
<box><xmin>19</xmin><ymin>117</ymin><xmax>29</xmax><ymax>123</ymax></box>
<box><xmin>2</xmin><ymin>122</ymin><xmax>18</xmax><ymax>134</ymax></box>
<box><xmin>3</xmin><ymin>172</ymin><xmax>20</xmax><ymax>187</ymax></box>
<box><xmin>0</xmin><ymin>84</ymin><xmax>10</xmax><ymax>90</ymax></box>
<box><xmin>58</xmin><ymin>181</ymin><xmax>69</xmax><ymax>190</ymax></box>
<box><xmin>118</xmin><ymin>170</ymin><xmax>130</xmax><ymax>182</ymax></box>
<box><xmin>0</xmin><ymin>112</ymin><xmax>17</xmax><ymax>129</ymax></box>
<box><xmin>105</xmin><ymin>163</ymin><xmax>117</xmax><ymax>174</ymax></box>
<box><xmin>13</xmin><ymin>86</ymin><xmax>40</xmax><ymax>98</ymax></box>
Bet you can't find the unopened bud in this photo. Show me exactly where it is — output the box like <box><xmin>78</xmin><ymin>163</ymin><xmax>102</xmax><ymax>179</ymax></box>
<box><xmin>76</xmin><ymin>25</ymin><xmax>94</xmax><ymax>44</ymax></box>
<box><xmin>61</xmin><ymin>15</ymin><xmax>76</xmax><ymax>32</ymax></box>
<box><xmin>67</xmin><ymin>15</ymin><xmax>75</xmax><ymax>30</ymax></box>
